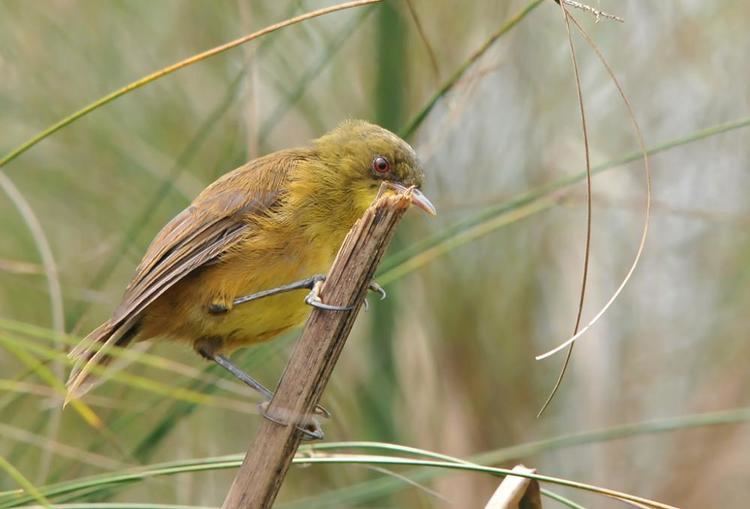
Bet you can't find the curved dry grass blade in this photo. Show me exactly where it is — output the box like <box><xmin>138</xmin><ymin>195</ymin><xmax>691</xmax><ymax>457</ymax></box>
<box><xmin>0</xmin><ymin>0</ymin><xmax>382</xmax><ymax>170</ymax></box>
<box><xmin>537</xmin><ymin>0</ymin><xmax>593</xmax><ymax>417</ymax></box>
<box><xmin>536</xmin><ymin>8</ymin><xmax>652</xmax><ymax>362</ymax></box>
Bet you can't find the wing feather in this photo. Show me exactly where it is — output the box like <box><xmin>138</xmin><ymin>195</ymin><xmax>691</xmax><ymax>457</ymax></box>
<box><xmin>66</xmin><ymin>151</ymin><xmax>303</xmax><ymax>401</ymax></box>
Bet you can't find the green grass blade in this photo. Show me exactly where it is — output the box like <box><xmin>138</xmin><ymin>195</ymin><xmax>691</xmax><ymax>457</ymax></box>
<box><xmin>0</xmin><ymin>455</ymin><xmax>51</xmax><ymax>509</ymax></box>
<box><xmin>5</xmin><ymin>406</ymin><xmax>746</xmax><ymax>506</ymax></box>
<box><xmin>285</xmin><ymin>407</ymin><xmax>750</xmax><ymax>507</ymax></box>
<box><xmin>0</xmin><ymin>452</ymin><xmax>675</xmax><ymax>509</ymax></box>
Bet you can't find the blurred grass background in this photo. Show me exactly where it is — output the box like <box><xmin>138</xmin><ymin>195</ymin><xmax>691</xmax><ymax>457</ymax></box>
<box><xmin>1</xmin><ymin>0</ymin><xmax>749</xmax><ymax>507</ymax></box>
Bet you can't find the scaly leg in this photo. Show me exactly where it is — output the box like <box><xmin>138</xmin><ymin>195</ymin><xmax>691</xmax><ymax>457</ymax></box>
<box><xmin>204</xmin><ymin>350</ymin><xmax>327</xmax><ymax>440</ymax></box>
<box><xmin>233</xmin><ymin>274</ymin><xmax>386</xmax><ymax>311</ymax></box>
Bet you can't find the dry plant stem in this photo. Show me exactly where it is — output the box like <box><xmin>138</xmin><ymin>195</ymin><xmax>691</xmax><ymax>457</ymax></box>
<box><xmin>485</xmin><ymin>465</ymin><xmax>543</xmax><ymax>509</ymax></box>
<box><xmin>537</xmin><ymin>0</ymin><xmax>593</xmax><ymax>417</ymax></box>
<box><xmin>559</xmin><ymin>0</ymin><xmax>624</xmax><ymax>23</ymax></box>
<box><xmin>536</xmin><ymin>11</ymin><xmax>652</xmax><ymax>361</ymax></box>
<box><xmin>221</xmin><ymin>192</ymin><xmax>412</xmax><ymax>509</ymax></box>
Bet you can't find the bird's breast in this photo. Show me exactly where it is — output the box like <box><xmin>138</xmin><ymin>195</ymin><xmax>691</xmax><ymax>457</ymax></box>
<box><xmin>142</xmin><ymin>224</ymin><xmax>339</xmax><ymax>353</ymax></box>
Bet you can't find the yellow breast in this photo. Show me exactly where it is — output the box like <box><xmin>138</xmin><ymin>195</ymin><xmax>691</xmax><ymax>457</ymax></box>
<box><xmin>141</xmin><ymin>223</ymin><xmax>339</xmax><ymax>354</ymax></box>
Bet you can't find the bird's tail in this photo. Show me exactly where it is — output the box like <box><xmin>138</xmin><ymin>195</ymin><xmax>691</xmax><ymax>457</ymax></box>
<box><xmin>65</xmin><ymin>318</ymin><xmax>140</xmax><ymax>405</ymax></box>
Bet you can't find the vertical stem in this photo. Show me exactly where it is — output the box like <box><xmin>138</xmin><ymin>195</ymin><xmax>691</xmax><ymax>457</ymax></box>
<box><xmin>221</xmin><ymin>192</ymin><xmax>412</xmax><ymax>509</ymax></box>
<box><xmin>367</xmin><ymin>0</ymin><xmax>407</xmax><ymax>441</ymax></box>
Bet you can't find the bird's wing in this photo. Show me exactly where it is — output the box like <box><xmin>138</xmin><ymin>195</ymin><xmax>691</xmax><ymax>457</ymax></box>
<box><xmin>111</xmin><ymin>154</ymin><xmax>297</xmax><ymax>330</ymax></box>
<box><xmin>66</xmin><ymin>153</ymin><xmax>301</xmax><ymax>399</ymax></box>
<box><xmin>111</xmin><ymin>190</ymin><xmax>272</xmax><ymax>328</ymax></box>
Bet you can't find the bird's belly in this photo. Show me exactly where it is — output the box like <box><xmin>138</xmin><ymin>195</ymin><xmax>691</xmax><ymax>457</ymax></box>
<box><xmin>142</xmin><ymin>238</ymin><xmax>334</xmax><ymax>354</ymax></box>
<box><xmin>209</xmin><ymin>291</ymin><xmax>311</xmax><ymax>349</ymax></box>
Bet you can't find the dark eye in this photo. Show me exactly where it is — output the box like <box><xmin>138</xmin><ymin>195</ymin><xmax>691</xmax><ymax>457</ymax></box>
<box><xmin>372</xmin><ymin>156</ymin><xmax>390</xmax><ymax>174</ymax></box>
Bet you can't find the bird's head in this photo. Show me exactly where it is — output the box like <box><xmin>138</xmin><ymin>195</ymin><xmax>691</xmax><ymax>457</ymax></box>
<box><xmin>313</xmin><ymin>120</ymin><xmax>436</xmax><ymax>216</ymax></box>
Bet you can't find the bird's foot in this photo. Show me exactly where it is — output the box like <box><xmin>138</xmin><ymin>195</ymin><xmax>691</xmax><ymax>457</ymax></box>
<box><xmin>305</xmin><ymin>277</ymin><xmax>386</xmax><ymax>312</ymax></box>
<box><xmin>209</xmin><ymin>352</ymin><xmax>329</xmax><ymax>424</ymax></box>
<box><xmin>304</xmin><ymin>279</ymin><xmax>353</xmax><ymax>311</ymax></box>
<box><xmin>368</xmin><ymin>280</ymin><xmax>387</xmax><ymax>300</ymax></box>
<box><xmin>233</xmin><ymin>274</ymin><xmax>385</xmax><ymax>312</ymax></box>
<box><xmin>233</xmin><ymin>274</ymin><xmax>326</xmax><ymax>307</ymax></box>
<box><xmin>362</xmin><ymin>280</ymin><xmax>387</xmax><ymax>311</ymax></box>
<box><xmin>258</xmin><ymin>401</ymin><xmax>325</xmax><ymax>441</ymax></box>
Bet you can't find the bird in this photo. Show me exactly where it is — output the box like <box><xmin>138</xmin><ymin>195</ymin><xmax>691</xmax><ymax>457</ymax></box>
<box><xmin>65</xmin><ymin>120</ymin><xmax>434</xmax><ymax>426</ymax></box>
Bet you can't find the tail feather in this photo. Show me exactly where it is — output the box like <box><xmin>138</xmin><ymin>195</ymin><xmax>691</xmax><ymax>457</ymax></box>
<box><xmin>65</xmin><ymin>318</ymin><xmax>140</xmax><ymax>405</ymax></box>
<box><xmin>67</xmin><ymin>322</ymin><xmax>111</xmax><ymax>360</ymax></box>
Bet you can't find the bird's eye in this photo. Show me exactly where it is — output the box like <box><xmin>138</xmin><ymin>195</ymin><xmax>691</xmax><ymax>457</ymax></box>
<box><xmin>372</xmin><ymin>156</ymin><xmax>390</xmax><ymax>174</ymax></box>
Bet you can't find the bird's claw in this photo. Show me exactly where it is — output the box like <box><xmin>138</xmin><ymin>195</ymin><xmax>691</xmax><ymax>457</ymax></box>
<box><xmin>368</xmin><ymin>281</ymin><xmax>387</xmax><ymax>301</ymax></box>
<box><xmin>299</xmin><ymin>421</ymin><xmax>325</xmax><ymax>441</ymax></box>
<box><xmin>313</xmin><ymin>403</ymin><xmax>331</xmax><ymax>418</ymax></box>
<box><xmin>258</xmin><ymin>401</ymin><xmax>326</xmax><ymax>441</ymax></box>
<box><xmin>304</xmin><ymin>280</ymin><xmax>353</xmax><ymax>311</ymax></box>
<box><xmin>363</xmin><ymin>281</ymin><xmax>386</xmax><ymax>312</ymax></box>
<box><xmin>303</xmin><ymin>277</ymin><xmax>385</xmax><ymax>312</ymax></box>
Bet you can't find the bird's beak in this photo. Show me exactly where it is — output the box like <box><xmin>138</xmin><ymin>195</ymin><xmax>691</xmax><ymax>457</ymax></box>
<box><xmin>384</xmin><ymin>182</ymin><xmax>437</xmax><ymax>216</ymax></box>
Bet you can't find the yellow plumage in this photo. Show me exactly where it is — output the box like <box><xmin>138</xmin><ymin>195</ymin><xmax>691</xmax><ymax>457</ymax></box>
<box><xmin>66</xmin><ymin>120</ymin><xmax>430</xmax><ymax>401</ymax></box>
